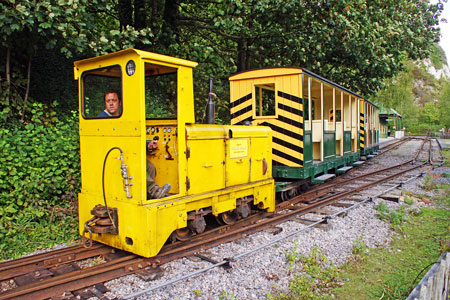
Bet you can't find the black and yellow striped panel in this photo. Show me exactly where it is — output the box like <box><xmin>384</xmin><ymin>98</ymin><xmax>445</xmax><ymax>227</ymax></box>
<box><xmin>359</xmin><ymin>112</ymin><xmax>365</xmax><ymax>149</ymax></box>
<box><xmin>231</xmin><ymin>90</ymin><xmax>304</xmax><ymax>166</ymax></box>
<box><xmin>230</xmin><ymin>93</ymin><xmax>252</xmax><ymax>125</ymax></box>
<box><xmin>261</xmin><ymin>120</ymin><xmax>303</xmax><ymax>167</ymax></box>
<box><xmin>268</xmin><ymin>90</ymin><xmax>304</xmax><ymax>166</ymax></box>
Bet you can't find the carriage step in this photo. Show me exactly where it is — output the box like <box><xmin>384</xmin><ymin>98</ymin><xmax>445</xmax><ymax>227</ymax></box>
<box><xmin>352</xmin><ymin>161</ymin><xmax>365</xmax><ymax>166</ymax></box>
<box><xmin>312</xmin><ymin>174</ymin><xmax>336</xmax><ymax>183</ymax></box>
<box><xmin>336</xmin><ymin>166</ymin><xmax>353</xmax><ymax>174</ymax></box>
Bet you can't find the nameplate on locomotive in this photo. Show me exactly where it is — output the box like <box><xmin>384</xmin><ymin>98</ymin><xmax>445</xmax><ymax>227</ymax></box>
<box><xmin>229</xmin><ymin>139</ymin><xmax>249</xmax><ymax>159</ymax></box>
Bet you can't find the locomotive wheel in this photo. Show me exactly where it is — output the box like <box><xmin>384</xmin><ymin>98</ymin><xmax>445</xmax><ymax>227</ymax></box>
<box><xmin>174</xmin><ymin>228</ymin><xmax>193</xmax><ymax>241</ymax></box>
<box><xmin>188</xmin><ymin>216</ymin><xmax>206</xmax><ymax>234</ymax></box>
<box><xmin>218</xmin><ymin>210</ymin><xmax>238</xmax><ymax>225</ymax></box>
<box><xmin>237</xmin><ymin>202</ymin><xmax>251</xmax><ymax>218</ymax></box>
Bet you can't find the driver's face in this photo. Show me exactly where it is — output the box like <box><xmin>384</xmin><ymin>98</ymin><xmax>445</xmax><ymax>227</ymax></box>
<box><xmin>105</xmin><ymin>92</ymin><xmax>121</xmax><ymax>116</ymax></box>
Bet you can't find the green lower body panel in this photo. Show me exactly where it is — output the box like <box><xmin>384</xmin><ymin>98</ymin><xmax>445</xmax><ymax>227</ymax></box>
<box><xmin>273</xmin><ymin>151</ymin><xmax>360</xmax><ymax>192</ymax></box>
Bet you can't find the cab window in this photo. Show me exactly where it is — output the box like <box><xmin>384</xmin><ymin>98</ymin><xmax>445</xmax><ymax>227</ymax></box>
<box><xmin>82</xmin><ymin>65</ymin><xmax>122</xmax><ymax>118</ymax></box>
<box><xmin>145</xmin><ymin>63</ymin><xmax>177</xmax><ymax>119</ymax></box>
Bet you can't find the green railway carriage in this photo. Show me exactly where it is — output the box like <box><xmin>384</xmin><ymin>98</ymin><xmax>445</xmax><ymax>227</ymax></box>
<box><xmin>229</xmin><ymin>67</ymin><xmax>379</xmax><ymax>193</ymax></box>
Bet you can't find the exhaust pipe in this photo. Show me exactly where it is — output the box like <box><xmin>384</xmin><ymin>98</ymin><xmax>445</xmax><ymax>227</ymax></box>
<box><xmin>205</xmin><ymin>77</ymin><xmax>215</xmax><ymax>124</ymax></box>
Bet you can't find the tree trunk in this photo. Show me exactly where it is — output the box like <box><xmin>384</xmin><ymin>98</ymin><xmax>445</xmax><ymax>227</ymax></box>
<box><xmin>161</xmin><ymin>0</ymin><xmax>180</xmax><ymax>46</ymax></box>
<box><xmin>118</xmin><ymin>0</ymin><xmax>133</xmax><ymax>30</ymax></box>
<box><xmin>21</xmin><ymin>55</ymin><xmax>32</xmax><ymax>121</ymax></box>
<box><xmin>237</xmin><ymin>39</ymin><xmax>248</xmax><ymax>72</ymax></box>
<box><xmin>150</xmin><ymin>0</ymin><xmax>158</xmax><ymax>21</ymax></box>
<box><xmin>134</xmin><ymin>0</ymin><xmax>146</xmax><ymax>29</ymax></box>
<box><xmin>6</xmin><ymin>47</ymin><xmax>10</xmax><ymax>105</ymax></box>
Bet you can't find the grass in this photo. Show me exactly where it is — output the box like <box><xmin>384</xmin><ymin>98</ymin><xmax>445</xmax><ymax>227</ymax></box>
<box><xmin>332</xmin><ymin>150</ymin><xmax>450</xmax><ymax>299</ymax></box>
<box><xmin>442</xmin><ymin>148</ymin><xmax>450</xmax><ymax>167</ymax></box>
<box><xmin>332</xmin><ymin>182</ymin><xmax>450</xmax><ymax>300</ymax></box>
<box><xmin>333</xmin><ymin>207</ymin><xmax>449</xmax><ymax>299</ymax></box>
<box><xmin>268</xmin><ymin>164</ymin><xmax>449</xmax><ymax>300</ymax></box>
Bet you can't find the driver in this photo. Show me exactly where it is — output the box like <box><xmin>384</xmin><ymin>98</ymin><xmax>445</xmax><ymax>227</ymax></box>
<box><xmin>98</xmin><ymin>91</ymin><xmax>121</xmax><ymax>117</ymax></box>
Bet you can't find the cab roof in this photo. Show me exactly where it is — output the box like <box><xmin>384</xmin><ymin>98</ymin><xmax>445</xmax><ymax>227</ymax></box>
<box><xmin>73</xmin><ymin>48</ymin><xmax>198</xmax><ymax>68</ymax></box>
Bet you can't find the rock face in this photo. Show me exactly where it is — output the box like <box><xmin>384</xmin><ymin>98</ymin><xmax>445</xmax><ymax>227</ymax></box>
<box><xmin>422</xmin><ymin>58</ymin><xmax>450</xmax><ymax>79</ymax></box>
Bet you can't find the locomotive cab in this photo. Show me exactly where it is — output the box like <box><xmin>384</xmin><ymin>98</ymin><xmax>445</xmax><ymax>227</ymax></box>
<box><xmin>74</xmin><ymin>49</ymin><xmax>275</xmax><ymax>257</ymax></box>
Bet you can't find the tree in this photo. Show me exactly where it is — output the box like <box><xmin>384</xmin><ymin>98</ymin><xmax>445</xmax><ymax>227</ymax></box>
<box><xmin>0</xmin><ymin>0</ymin><xmax>152</xmax><ymax>120</ymax></box>
<box><xmin>172</xmin><ymin>0</ymin><xmax>444</xmax><ymax>96</ymax></box>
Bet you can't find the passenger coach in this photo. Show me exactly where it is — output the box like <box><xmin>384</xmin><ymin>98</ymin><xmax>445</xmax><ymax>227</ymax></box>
<box><xmin>229</xmin><ymin>68</ymin><xmax>379</xmax><ymax>195</ymax></box>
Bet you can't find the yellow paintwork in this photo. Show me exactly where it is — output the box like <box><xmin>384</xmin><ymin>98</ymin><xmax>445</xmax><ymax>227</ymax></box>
<box><xmin>229</xmin><ymin>68</ymin><xmax>304</xmax><ymax>166</ymax></box>
<box><xmin>75</xmin><ymin>49</ymin><xmax>274</xmax><ymax>257</ymax></box>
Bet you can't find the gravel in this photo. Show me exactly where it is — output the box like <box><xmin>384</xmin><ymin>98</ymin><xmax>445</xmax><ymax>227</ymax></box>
<box><xmin>69</xmin><ymin>138</ymin><xmax>448</xmax><ymax>299</ymax></box>
<box><xmin>103</xmin><ymin>201</ymin><xmax>395</xmax><ymax>300</ymax></box>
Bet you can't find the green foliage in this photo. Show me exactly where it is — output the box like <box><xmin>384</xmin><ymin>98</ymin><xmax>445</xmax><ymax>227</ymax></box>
<box><xmin>351</xmin><ymin>236</ymin><xmax>368</xmax><ymax>260</ymax></box>
<box><xmin>0</xmin><ymin>0</ymin><xmax>152</xmax><ymax>121</ymax></box>
<box><xmin>1</xmin><ymin>0</ymin><xmax>446</xmax><ymax>124</ymax></box>
<box><xmin>193</xmin><ymin>289</ymin><xmax>202</xmax><ymax>298</ymax></box>
<box><xmin>218</xmin><ymin>290</ymin><xmax>237</xmax><ymax>300</ymax></box>
<box><xmin>176</xmin><ymin>0</ymin><xmax>443</xmax><ymax>97</ymax></box>
<box><xmin>438</xmin><ymin>80</ymin><xmax>450</xmax><ymax>129</ymax></box>
<box><xmin>422</xmin><ymin>102</ymin><xmax>440</xmax><ymax>126</ymax></box>
<box><xmin>429</xmin><ymin>44</ymin><xmax>447</xmax><ymax>70</ymax></box>
<box><xmin>422</xmin><ymin>174</ymin><xmax>438</xmax><ymax>191</ymax></box>
<box><xmin>374</xmin><ymin>59</ymin><xmax>450</xmax><ymax>134</ymax></box>
<box><xmin>0</xmin><ymin>103</ymin><xmax>80</xmax><ymax>259</ymax></box>
<box><xmin>375</xmin><ymin>202</ymin><xmax>407</xmax><ymax>227</ymax></box>
<box><xmin>270</xmin><ymin>247</ymin><xmax>340</xmax><ymax>300</ymax></box>
<box><xmin>404</xmin><ymin>196</ymin><xmax>414</xmax><ymax>205</ymax></box>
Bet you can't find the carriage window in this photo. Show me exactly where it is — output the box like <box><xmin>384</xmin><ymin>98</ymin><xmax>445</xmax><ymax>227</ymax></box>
<box><xmin>330</xmin><ymin>109</ymin><xmax>342</xmax><ymax>122</ymax></box>
<box><xmin>145</xmin><ymin>63</ymin><xmax>177</xmax><ymax>119</ymax></box>
<box><xmin>82</xmin><ymin>65</ymin><xmax>122</xmax><ymax>118</ymax></box>
<box><xmin>255</xmin><ymin>83</ymin><xmax>275</xmax><ymax>116</ymax></box>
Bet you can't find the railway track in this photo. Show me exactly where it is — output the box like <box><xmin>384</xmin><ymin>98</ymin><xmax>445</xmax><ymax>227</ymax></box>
<box><xmin>0</xmin><ymin>137</ymin><xmax>438</xmax><ymax>300</ymax></box>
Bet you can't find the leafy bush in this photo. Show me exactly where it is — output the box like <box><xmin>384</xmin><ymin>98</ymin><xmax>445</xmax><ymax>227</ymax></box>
<box><xmin>0</xmin><ymin>103</ymin><xmax>80</xmax><ymax>259</ymax></box>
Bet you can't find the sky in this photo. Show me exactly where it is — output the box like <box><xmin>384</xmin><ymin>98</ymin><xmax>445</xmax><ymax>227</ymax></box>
<box><xmin>439</xmin><ymin>2</ymin><xmax>450</xmax><ymax>63</ymax></box>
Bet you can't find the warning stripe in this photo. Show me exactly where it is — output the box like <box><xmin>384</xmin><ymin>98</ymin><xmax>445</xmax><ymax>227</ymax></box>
<box><xmin>359</xmin><ymin>111</ymin><xmax>365</xmax><ymax>149</ymax></box>
<box><xmin>231</xmin><ymin>105</ymin><xmax>252</xmax><ymax>121</ymax></box>
<box><xmin>230</xmin><ymin>93</ymin><xmax>252</xmax><ymax>109</ymax></box>
<box><xmin>273</xmin><ymin>148</ymin><xmax>302</xmax><ymax>166</ymax></box>
<box><xmin>260</xmin><ymin>122</ymin><xmax>303</xmax><ymax>142</ymax></box>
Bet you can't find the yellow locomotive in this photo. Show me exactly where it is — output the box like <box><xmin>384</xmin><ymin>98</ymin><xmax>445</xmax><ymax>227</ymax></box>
<box><xmin>74</xmin><ymin>49</ymin><xmax>275</xmax><ymax>258</ymax></box>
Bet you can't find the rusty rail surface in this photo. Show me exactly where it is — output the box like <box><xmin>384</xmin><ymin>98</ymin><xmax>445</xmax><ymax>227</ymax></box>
<box><xmin>0</xmin><ymin>138</ymin><xmax>435</xmax><ymax>300</ymax></box>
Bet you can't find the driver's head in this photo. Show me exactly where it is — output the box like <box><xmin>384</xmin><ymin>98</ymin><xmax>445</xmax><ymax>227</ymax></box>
<box><xmin>104</xmin><ymin>91</ymin><xmax>121</xmax><ymax>116</ymax></box>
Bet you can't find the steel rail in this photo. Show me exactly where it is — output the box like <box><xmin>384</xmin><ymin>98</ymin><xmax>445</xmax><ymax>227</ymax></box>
<box><xmin>0</xmin><ymin>244</ymin><xmax>112</xmax><ymax>281</ymax></box>
<box><xmin>120</xmin><ymin>145</ymin><xmax>432</xmax><ymax>300</ymax></box>
<box><xmin>0</xmin><ymin>138</ymin><xmax>434</xmax><ymax>300</ymax></box>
